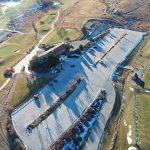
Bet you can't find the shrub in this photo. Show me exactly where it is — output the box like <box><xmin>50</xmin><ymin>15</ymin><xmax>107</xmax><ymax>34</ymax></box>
<box><xmin>88</xmin><ymin>107</ymin><xmax>96</xmax><ymax>115</ymax></box>
<box><xmin>40</xmin><ymin>21</ymin><xmax>44</xmax><ymax>24</ymax></box>
<box><xmin>86</xmin><ymin>114</ymin><xmax>92</xmax><ymax>121</ymax></box>
<box><xmin>55</xmin><ymin>140</ymin><xmax>64</xmax><ymax>149</ymax></box>
<box><xmin>78</xmin><ymin>123</ymin><xmax>84</xmax><ymax>133</ymax></box>
<box><xmin>72</xmin><ymin>127</ymin><xmax>79</xmax><ymax>135</ymax></box>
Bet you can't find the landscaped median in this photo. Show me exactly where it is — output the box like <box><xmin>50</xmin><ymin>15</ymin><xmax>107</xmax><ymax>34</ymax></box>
<box><xmin>49</xmin><ymin>89</ymin><xmax>107</xmax><ymax>150</ymax></box>
<box><xmin>26</xmin><ymin>78</ymin><xmax>83</xmax><ymax>131</ymax></box>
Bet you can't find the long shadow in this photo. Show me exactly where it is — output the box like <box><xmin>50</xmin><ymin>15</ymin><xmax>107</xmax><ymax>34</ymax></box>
<box><xmin>42</xmin><ymin>88</ymin><xmax>55</xmax><ymax>105</ymax></box>
<box><xmin>93</xmin><ymin>120</ymin><xmax>102</xmax><ymax>134</ymax></box>
<box><xmin>34</xmin><ymin>99</ymin><xmax>41</xmax><ymax>108</ymax></box>
<box><xmin>79</xmin><ymin>64</ymin><xmax>89</xmax><ymax>80</ymax></box>
<box><xmin>97</xmin><ymin>40</ymin><xmax>105</xmax><ymax>46</ymax></box>
<box><xmin>77</xmin><ymin>97</ymin><xmax>86</xmax><ymax>111</ymax></box>
<box><xmin>36</xmin><ymin>126</ymin><xmax>45</xmax><ymax>150</ymax></box>
<box><xmin>88</xmin><ymin>129</ymin><xmax>95</xmax><ymax>143</ymax></box>
<box><xmin>94</xmin><ymin>115</ymin><xmax>105</xmax><ymax>137</ymax></box>
<box><xmin>84</xmin><ymin>88</ymin><xmax>94</xmax><ymax>104</ymax></box>
<box><xmin>81</xmin><ymin>55</ymin><xmax>93</xmax><ymax>72</ymax></box>
<box><xmin>121</xmin><ymin>39</ymin><xmax>131</xmax><ymax>47</ymax></box>
<box><xmin>94</xmin><ymin>43</ymin><xmax>103</xmax><ymax>52</ymax></box>
<box><xmin>102</xmin><ymin>37</ymin><xmax>109</xmax><ymax>43</ymax></box>
<box><xmin>109</xmin><ymin>33</ymin><xmax>116</xmax><ymax>39</ymax></box>
<box><xmin>56</xmin><ymin>122</ymin><xmax>64</xmax><ymax>135</ymax></box>
<box><xmin>124</xmin><ymin>37</ymin><xmax>134</xmax><ymax>44</ymax></box>
<box><xmin>63</xmin><ymin>80</ymin><xmax>86</xmax><ymax>117</ymax></box>
<box><xmin>88</xmin><ymin>116</ymin><xmax>104</xmax><ymax>143</ymax></box>
<box><xmin>45</xmin><ymin>120</ymin><xmax>54</xmax><ymax>143</ymax></box>
<box><xmin>52</xmin><ymin>110</ymin><xmax>64</xmax><ymax>134</ymax></box>
<box><xmin>67</xmin><ymin>108</ymin><xmax>76</xmax><ymax>122</ymax></box>
<box><xmin>99</xmin><ymin>113</ymin><xmax>107</xmax><ymax>125</ymax></box>
<box><xmin>91</xmin><ymin>119</ymin><xmax>103</xmax><ymax>140</ymax></box>
<box><xmin>84</xmin><ymin>53</ymin><xmax>95</xmax><ymax>65</ymax></box>
<box><xmin>53</xmin><ymin>109</ymin><xmax>59</xmax><ymax>120</ymax></box>
<box><xmin>88</xmin><ymin>49</ymin><xmax>96</xmax><ymax>56</ymax></box>
<box><xmin>119</xmin><ymin>46</ymin><xmax>127</xmax><ymax>52</ymax></box>
<box><xmin>64</xmin><ymin>98</ymin><xmax>80</xmax><ymax>117</ymax></box>
<box><xmin>107</xmin><ymin>57</ymin><xmax>116</xmax><ymax>67</ymax></box>
<box><xmin>77</xmin><ymin>95</ymin><xmax>90</xmax><ymax>112</ymax></box>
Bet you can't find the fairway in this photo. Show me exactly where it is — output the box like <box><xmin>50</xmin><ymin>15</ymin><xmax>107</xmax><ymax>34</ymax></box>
<box><xmin>43</xmin><ymin>28</ymin><xmax>80</xmax><ymax>44</ymax></box>
<box><xmin>56</xmin><ymin>0</ymin><xmax>107</xmax><ymax>31</ymax></box>
<box><xmin>35</xmin><ymin>9</ymin><xmax>58</xmax><ymax>35</ymax></box>
<box><xmin>10</xmin><ymin>73</ymin><xmax>52</xmax><ymax>108</ymax></box>
<box><xmin>10</xmin><ymin>28</ymin><xmax>144</xmax><ymax>150</ymax></box>
<box><xmin>142</xmin><ymin>67</ymin><xmax>150</xmax><ymax>89</ymax></box>
<box><xmin>0</xmin><ymin>1</ymin><xmax>150</xmax><ymax>150</ymax></box>
<box><xmin>0</xmin><ymin>34</ymin><xmax>37</xmax><ymax>86</ymax></box>
<box><xmin>101</xmin><ymin>37</ymin><xmax>150</xmax><ymax>150</ymax></box>
<box><xmin>0</xmin><ymin>45</ymin><xmax>19</xmax><ymax>57</ymax></box>
<box><xmin>138</xmin><ymin>93</ymin><xmax>150</xmax><ymax>149</ymax></box>
<box><xmin>0</xmin><ymin>0</ymin><xmax>37</xmax><ymax>28</ymax></box>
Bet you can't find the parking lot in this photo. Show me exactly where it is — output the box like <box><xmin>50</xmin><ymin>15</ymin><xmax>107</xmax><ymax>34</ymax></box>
<box><xmin>11</xmin><ymin>28</ymin><xmax>145</xmax><ymax>150</ymax></box>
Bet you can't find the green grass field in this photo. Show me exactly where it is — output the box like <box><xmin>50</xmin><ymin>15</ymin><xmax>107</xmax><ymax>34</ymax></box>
<box><xmin>0</xmin><ymin>34</ymin><xmax>37</xmax><ymax>86</ymax></box>
<box><xmin>43</xmin><ymin>28</ymin><xmax>80</xmax><ymax>44</ymax></box>
<box><xmin>0</xmin><ymin>0</ymin><xmax>82</xmax><ymax>87</ymax></box>
<box><xmin>115</xmin><ymin>83</ymin><xmax>136</xmax><ymax>150</ymax></box>
<box><xmin>10</xmin><ymin>74</ymin><xmax>30</xmax><ymax>107</ymax></box>
<box><xmin>143</xmin><ymin>67</ymin><xmax>150</xmax><ymax>89</ymax></box>
<box><xmin>0</xmin><ymin>0</ymin><xmax>39</xmax><ymax>86</ymax></box>
<box><xmin>0</xmin><ymin>45</ymin><xmax>19</xmax><ymax>57</ymax></box>
<box><xmin>101</xmin><ymin>37</ymin><xmax>150</xmax><ymax>150</ymax></box>
<box><xmin>138</xmin><ymin>93</ymin><xmax>150</xmax><ymax>149</ymax></box>
<box><xmin>0</xmin><ymin>0</ymin><xmax>37</xmax><ymax>28</ymax></box>
<box><xmin>60</xmin><ymin>0</ymin><xmax>79</xmax><ymax>10</ymax></box>
<box><xmin>102</xmin><ymin>82</ymin><xmax>136</xmax><ymax>150</ymax></box>
<box><xmin>35</xmin><ymin>9</ymin><xmax>58</xmax><ymax>35</ymax></box>
<box><xmin>10</xmin><ymin>73</ymin><xmax>52</xmax><ymax>108</ymax></box>
<box><xmin>101</xmin><ymin>84</ymin><xmax>122</xmax><ymax>150</ymax></box>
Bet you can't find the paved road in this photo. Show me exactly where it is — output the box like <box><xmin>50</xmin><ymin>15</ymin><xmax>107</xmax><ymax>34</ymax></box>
<box><xmin>0</xmin><ymin>75</ymin><xmax>19</xmax><ymax>150</ymax></box>
<box><xmin>11</xmin><ymin>28</ymin><xmax>144</xmax><ymax>150</ymax></box>
<box><xmin>14</xmin><ymin>9</ymin><xmax>60</xmax><ymax>74</ymax></box>
<box><xmin>0</xmin><ymin>9</ymin><xmax>60</xmax><ymax>92</ymax></box>
<box><xmin>0</xmin><ymin>28</ymin><xmax>25</xmax><ymax>34</ymax></box>
<box><xmin>0</xmin><ymin>79</ymin><xmax>10</xmax><ymax>91</ymax></box>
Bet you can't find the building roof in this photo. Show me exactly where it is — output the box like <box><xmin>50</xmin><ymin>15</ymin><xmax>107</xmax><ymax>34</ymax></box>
<box><xmin>38</xmin><ymin>42</ymin><xmax>65</xmax><ymax>58</ymax></box>
<box><xmin>70</xmin><ymin>40</ymin><xmax>89</xmax><ymax>51</ymax></box>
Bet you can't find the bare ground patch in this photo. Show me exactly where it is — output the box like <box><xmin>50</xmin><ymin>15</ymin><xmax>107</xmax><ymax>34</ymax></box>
<box><xmin>56</xmin><ymin>0</ymin><xmax>107</xmax><ymax>31</ymax></box>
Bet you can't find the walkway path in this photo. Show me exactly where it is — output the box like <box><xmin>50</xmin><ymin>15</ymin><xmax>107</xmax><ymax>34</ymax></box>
<box><xmin>0</xmin><ymin>74</ymin><xmax>19</xmax><ymax>150</ymax></box>
<box><xmin>0</xmin><ymin>9</ymin><xmax>60</xmax><ymax>92</ymax></box>
<box><xmin>14</xmin><ymin>9</ymin><xmax>60</xmax><ymax>74</ymax></box>
<box><xmin>0</xmin><ymin>28</ymin><xmax>26</xmax><ymax>34</ymax></box>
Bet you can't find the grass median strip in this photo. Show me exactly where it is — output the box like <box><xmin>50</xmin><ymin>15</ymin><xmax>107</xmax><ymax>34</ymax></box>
<box><xmin>26</xmin><ymin>78</ymin><xmax>83</xmax><ymax>131</ymax></box>
<box><xmin>50</xmin><ymin>90</ymin><xmax>107</xmax><ymax>150</ymax></box>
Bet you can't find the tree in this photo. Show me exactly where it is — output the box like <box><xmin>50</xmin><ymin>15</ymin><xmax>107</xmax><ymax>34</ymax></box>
<box><xmin>32</xmin><ymin>22</ymin><xmax>38</xmax><ymax>33</ymax></box>
<box><xmin>65</xmin><ymin>43</ymin><xmax>71</xmax><ymax>53</ymax></box>
<box><xmin>81</xmin><ymin>26</ymin><xmax>87</xmax><ymax>34</ymax></box>
<box><xmin>79</xmin><ymin>44</ymin><xmax>84</xmax><ymax>51</ymax></box>
<box><xmin>47</xmin><ymin>54</ymin><xmax>60</xmax><ymax>67</ymax></box>
<box><xmin>40</xmin><ymin>0</ymin><xmax>56</xmax><ymax>7</ymax></box>
<box><xmin>30</xmin><ymin>54</ymin><xmax>60</xmax><ymax>72</ymax></box>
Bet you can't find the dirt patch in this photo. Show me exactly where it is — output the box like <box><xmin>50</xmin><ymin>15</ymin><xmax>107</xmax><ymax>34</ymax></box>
<box><xmin>117</xmin><ymin>0</ymin><xmax>150</xmax><ymax>31</ymax></box>
<box><xmin>100</xmin><ymin>0</ymin><xmax>150</xmax><ymax>31</ymax></box>
<box><xmin>56</xmin><ymin>0</ymin><xmax>106</xmax><ymax>31</ymax></box>
<box><xmin>117</xmin><ymin>0</ymin><xmax>150</xmax><ymax>13</ymax></box>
